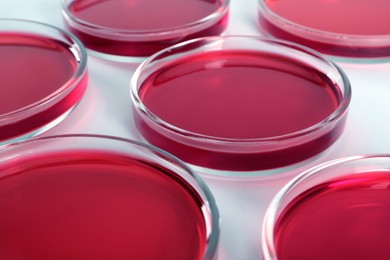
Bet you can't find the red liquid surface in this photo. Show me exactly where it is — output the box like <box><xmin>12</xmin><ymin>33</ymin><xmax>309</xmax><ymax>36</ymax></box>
<box><xmin>264</xmin><ymin>0</ymin><xmax>390</xmax><ymax>35</ymax></box>
<box><xmin>0</xmin><ymin>151</ymin><xmax>207</xmax><ymax>259</ymax></box>
<box><xmin>65</xmin><ymin>0</ymin><xmax>228</xmax><ymax>56</ymax></box>
<box><xmin>135</xmin><ymin>51</ymin><xmax>345</xmax><ymax>170</ymax></box>
<box><xmin>261</xmin><ymin>0</ymin><xmax>390</xmax><ymax>57</ymax></box>
<box><xmin>275</xmin><ymin>171</ymin><xmax>390</xmax><ymax>260</ymax></box>
<box><xmin>69</xmin><ymin>0</ymin><xmax>221</xmax><ymax>30</ymax></box>
<box><xmin>0</xmin><ymin>33</ymin><xmax>87</xmax><ymax>141</ymax></box>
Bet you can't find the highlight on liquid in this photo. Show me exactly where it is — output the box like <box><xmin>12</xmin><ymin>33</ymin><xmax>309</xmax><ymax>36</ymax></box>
<box><xmin>131</xmin><ymin>36</ymin><xmax>351</xmax><ymax>173</ymax></box>
<box><xmin>0</xmin><ymin>20</ymin><xmax>87</xmax><ymax>144</ymax></box>
<box><xmin>258</xmin><ymin>0</ymin><xmax>390</xmax><ymax>58</ymax></box>
<box><xmin>263</xmin><ymin>156</ymin><xmax>390</xmax><ymax>260</ymax></box>
<box><xmin>62</xmin><ymin>0</ymin><xmax>229</xmax><ymax>57</ymax></box>
<box><xmin>0</xmin><ymin>135</ymin><xmax>219</xmax><ymax>260</ymax></box>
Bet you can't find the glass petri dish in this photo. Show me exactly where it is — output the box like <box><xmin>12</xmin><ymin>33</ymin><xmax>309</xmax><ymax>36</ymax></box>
<box><xmin>262</xmin><ymin>155</ymin><xmax>390</xmax><ymax>260</ymax></box>
<box><xmin>0</xmin><ymin>19</ymin><xmax>88</xmax><ymax>145</ymax></box>
<box><xmin>62</xmin><ymin>0</ymin><xmax>229</xmax><ymax>60</ymax></box>
<box><xmin>0</xmin><ymin>134</ymin><xmax>219</xmax><ymax>260</ymax></box>
<box><xmin>130</xmin><ymin>36</ymin><xmax>351</xmax><ymax>174</ymax></box>
<box><xmin>258</xmin><ymin>0</ymin><xmax>390</xmax><ymax>59</ymax></box>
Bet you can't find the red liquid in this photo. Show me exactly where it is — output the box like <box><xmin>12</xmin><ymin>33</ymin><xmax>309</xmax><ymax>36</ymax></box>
<box><xmin>261</xmin><ymin>0</ymin><xmax>390</xmax><ymax>57</ymax></box>
<box><xmin>0</xmin><ymin>33</ymin><xmax>87</xmax><ymax>141</ymax></box>
<box><xmin>65</xmin><ymin>0</ymin><xmax>228</xmax><ymax>56</ymax></box>
<box><xmin>265</xmin><ymin>0</ymin><xmax>390</xmax><ymax>35</ymax></box>
<box><xmin>135</xmin><ymin>51</ymin><xmax>346</xmax><ymax>171</ymax></box>
<box><xmin>0</xmin><ymin>151</ymin><xmax>207</xmax><ymax>259</ymax></box>
<box><xmin>275</xmin><ymin>172</ymin><xmax>390</xmax><ymax>260</ymax></box>
<box><xmin>260</xmin><ymin>19</ymin><xmax>390</xmax><ymax>58</ymax></box>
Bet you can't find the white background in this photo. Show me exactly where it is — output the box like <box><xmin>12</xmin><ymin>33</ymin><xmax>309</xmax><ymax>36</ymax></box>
<box><xmin>1</xmin><ymin>0</ymin><xmax>390</xmax><ymax>259</ymax></box>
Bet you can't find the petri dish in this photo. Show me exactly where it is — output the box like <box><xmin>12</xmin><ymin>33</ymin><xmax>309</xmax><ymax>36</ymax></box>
<box><xmin>0</xmin><ymin>19</ymin><xmax>88</xmax><ymax>145</ymax></box>
<box><xmin>0</xmin><ymin>134</ymin><xmax>219</xmax><ymax>260</ymax></box>
<box><xmin>62</xmin><ymin>0</ymin><xmax>229</xmax><ymax>59</ymax></box>
<box><xmin>258</xmin><ymin>0</ymin><xmax>390</xmax><ymax>59</ymax></box>
<box><xmin>130</xmin><ymin>36</ymin><xmax>351</xmax><ymax>174</ymax></box>
<box><xmin>262</xmin><ymin>155</ymin><xmax>390</xmax><ymax>260</ymax></box>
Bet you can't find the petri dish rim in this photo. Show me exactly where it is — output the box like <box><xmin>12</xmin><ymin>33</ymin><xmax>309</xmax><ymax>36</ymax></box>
<box><xmin>61</xmin><ymin>0</ymin><xmax>230</xmax><ymax>41</ymax></box>
<box><xmin>257</xmin><ymin>0</ymin><xmax>390</xmax><ymax>50</ymax></box>
<box><xmin>0</xmin><ymin>133</ymin><xmax>220</xmax><ymax>260</ymax></box>
<box><xmin>261</xmin><ymin>154</ymin><xmax>390</xmax><ymax>260</ymax></box>
<box><xmin>130</xmin><ymin>35</ymin><xmax>351</xmax><ymax>147</ymax></box>
<box><xmin>0</xmin><ymin>19</ymin><xmax>88</xmax><ymax>122</ymax></box>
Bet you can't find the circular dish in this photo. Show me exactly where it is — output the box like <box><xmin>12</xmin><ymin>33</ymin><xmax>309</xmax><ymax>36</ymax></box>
<box><xmin>62</xmin><ymin>0</ymin><xmax>229</xmax><ymax>59</ymax></box>
<box><xmin>258</xmin><ymin>0</ymin><xmax>390</xmax><ymax>59</ymax></box>
<box><xmin>0</xmin><ymin>134</ymin><xmax>219</xmax><ymax>260</ymax></box>
<box><xmin>263</xmin><ymin>155</ymin><xmax>390</xmax><ymax>260</ymax></box>
<box><xmin>130</xmin><ymin>36</ymin><xmax>351</xmax><ymax>174</ymax></box>
<box><xmin>0</xmin><ymin>19</ymin><xmax>88</xmax><ymax>145</ymax></box>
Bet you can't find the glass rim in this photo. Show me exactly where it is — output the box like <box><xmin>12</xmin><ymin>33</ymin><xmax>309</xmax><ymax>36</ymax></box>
<box><xmin>62</xmin><ymin>0</ymin><xmax>230</xmax><ymax>41</ymax></box>
<box><xmin>258</xmin><ymin>0</ymin><xmax>390</xmax><ymax>48</ymax></box>
<box><xmin>0</xmin><ymin>19</ymin><xmax>88</xmax><ymax>123</ymax></box>
<box><xmin>130</xmin><ymin>35</ymin><xmax>351</xmax><ymax>146</ymax></box>
<box><xmin>0</xmin><ymin>133</ymin><xmax>220</xmax><ymax>260</ymax></box>
<box><xmin>261</xmin><ymin>154</ymin><xmax>390</xmax><ymax>259</ymax></box>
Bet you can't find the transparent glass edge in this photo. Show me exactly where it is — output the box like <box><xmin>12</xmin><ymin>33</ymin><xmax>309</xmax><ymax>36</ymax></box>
<box><xmin>0</xmin><ymin>133</ymin><xmax>220</xmax><ymax>259</ymax></box>
<box><xmin>261</xmin><ymin>154</ymin><xmax>390</xmax><ymax>259</ymax></box>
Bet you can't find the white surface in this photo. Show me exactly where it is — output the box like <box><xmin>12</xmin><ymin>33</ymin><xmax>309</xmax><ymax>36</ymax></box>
<box><xmin>1</xmin><ymin>0</ymin><xmax>390</xmax><ymax>259</ymax></box>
